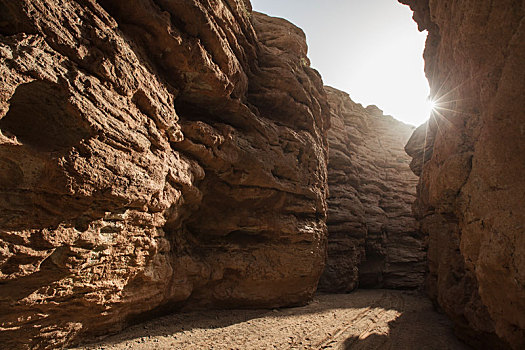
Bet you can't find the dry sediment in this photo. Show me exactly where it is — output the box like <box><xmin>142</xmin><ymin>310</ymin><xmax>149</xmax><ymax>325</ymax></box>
<box><xmin>72</xmin><ymin>290</ymin><xmax>468</xmax><ymax>350</ymax></box>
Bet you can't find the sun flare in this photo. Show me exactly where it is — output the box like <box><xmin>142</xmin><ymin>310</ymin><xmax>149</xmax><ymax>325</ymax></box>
<box><xmin>422</xmin><ymin>97</ymin><xmax>437</xmax><ymax>121</ymax></box>
<box><xmin>429</xmin><ymin>99</ymin><xmax>437</xmax><ymax>112</ymax></box>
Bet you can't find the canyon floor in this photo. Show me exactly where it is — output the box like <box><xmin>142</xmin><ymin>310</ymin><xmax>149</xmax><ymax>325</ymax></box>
<box><xmin>73</xmin><ymin>290</ymin><xmax>468</xmax><ymax>350</ymax></box>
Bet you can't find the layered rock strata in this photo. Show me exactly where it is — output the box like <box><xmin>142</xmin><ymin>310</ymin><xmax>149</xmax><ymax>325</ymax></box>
<box><xmin>401</xmin><ymin>0</ymin><xmax>525</xmax><ymax>348</ymax></box>
<box><xmin>318</xmin><ymin>86</ymin><xmax>425</xmax><ymax>293</ymax></box>
<box><xmin>0</xmin><ymin>1</ymin><xmax>330</xmax><ymax>348</ymax></box>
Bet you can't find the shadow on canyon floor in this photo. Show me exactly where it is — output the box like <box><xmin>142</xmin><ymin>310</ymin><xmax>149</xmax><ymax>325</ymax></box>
<box><xmin>74</xmin><ymin>290</ymin><xmax>469</xmax><ymax>349</ymax></box>
<box><xmin>341</xmin><ymin>305</ymin><xmax>472</xmax><ymax>350</ymax></box>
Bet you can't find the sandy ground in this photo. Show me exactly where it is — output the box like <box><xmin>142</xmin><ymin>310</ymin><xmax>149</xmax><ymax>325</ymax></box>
<box><xmin>73</xmin><ymin>289</ymin><xmax>469</xmax><ymax>350</ymax></box>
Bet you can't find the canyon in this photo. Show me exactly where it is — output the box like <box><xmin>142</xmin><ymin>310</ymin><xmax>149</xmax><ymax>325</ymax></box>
<box><xmin>0</xmin><ymin>0</ymin><xmax>523</xmax><ymax>349</ymax></box>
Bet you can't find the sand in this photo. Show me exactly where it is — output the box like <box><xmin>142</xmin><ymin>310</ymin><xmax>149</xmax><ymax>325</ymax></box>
<box><xmin>72</xmin><ymin>289</ymin><xmax>468</xmax><ymax>350</ymax></box>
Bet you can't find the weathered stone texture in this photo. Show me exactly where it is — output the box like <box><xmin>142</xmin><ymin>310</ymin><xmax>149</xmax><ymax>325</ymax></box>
<box><xmin>402</xmin><ymin>0</ymin><xmax>525</xmax><ymax>348</ymax></box>
<box><xmin>0</xmin><ymin>1</ymin><xmax>329</xmax><ymax>348</ymax></box>
<box><xmin>318</xmin><ymin>86</ymin><xmax>425</xmax><ymax>293</ymax></box>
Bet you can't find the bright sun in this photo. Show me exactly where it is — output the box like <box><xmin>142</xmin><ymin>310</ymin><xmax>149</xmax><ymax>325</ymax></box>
<box><xmin>429</xmin><ymin>99</ymin><xmax>437</xmax><ymax>111</ymax></box>
<box><xmin>422</xmin><ymin>97</ymin><xmax>436</xmax><ymax>121</ymax></box>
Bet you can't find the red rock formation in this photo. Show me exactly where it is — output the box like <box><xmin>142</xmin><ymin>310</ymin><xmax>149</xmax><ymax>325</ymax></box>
<box><xmin>318</xmin><ymin>87</ymin><xmax>425</xmax><ymax>293</ymax></box>
<box><xmin>401</xmin><ymin>0</ymin><xmax>525</xmax><ymax>348</ymax></box>
<box><xmin>0</xmin><ymin>1</ymin><xmax>329</xmax><ymax>348</ymax></box>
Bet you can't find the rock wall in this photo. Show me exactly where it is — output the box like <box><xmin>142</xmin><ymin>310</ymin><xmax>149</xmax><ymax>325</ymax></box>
<box><xmin>318</xmin><ymin>86</ymin><xmax>425</xmax><ymax>293</ymax></box>
<box><xmin>0</xmin><ymin>1</ymin><xmax>330</xmax><ymax>348</ymax></box>
<box><xmin>401</xmin><ymin>0</ymin><xmax>525</xmax><ymax>348</ymax></box>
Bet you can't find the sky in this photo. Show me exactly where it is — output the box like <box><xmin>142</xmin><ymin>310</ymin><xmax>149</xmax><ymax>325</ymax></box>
<box><xmin>250</xmin><ymin>0</ymin><xmax>431</xmax><ymax>126</ymax></box>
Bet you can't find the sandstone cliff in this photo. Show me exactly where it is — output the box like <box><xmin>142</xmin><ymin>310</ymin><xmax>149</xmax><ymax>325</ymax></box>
<box><xmin>401</xmin><ymin>0</ymin><xmax>525</xmax><ymax>348</ymax></box>
<box><xmin>0</xmin><ymin>1</ymin><xmax>329</xmax><ymax>348</ymax></box>
<box><xmin>318</xmin><ymin>87</ymin><xmax>425</xmax><ymax>293</ymax></box>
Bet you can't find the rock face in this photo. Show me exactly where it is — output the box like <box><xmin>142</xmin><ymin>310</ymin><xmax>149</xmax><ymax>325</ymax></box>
<box><xmin>401</xmin><ymin>0</ymin><xmax>525</xmax><ymax>348</ymax></box>
<box><xmin>0</xmin><ymin>1</ymin><xmax>329</xmax><ymax>348</ymax></box>
<box><xmin>318</xmin><ymin>87</ymin><xmax>425</xmax><ymax>293</ymax></box>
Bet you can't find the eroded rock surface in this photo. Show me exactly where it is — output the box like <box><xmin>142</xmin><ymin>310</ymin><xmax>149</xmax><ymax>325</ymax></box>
<box><xmin>0</xmin><ymin>1</ymin><xmax>329</xmax><ymax>348</ymax></box>
<box><xmin>318</xmin><ymin>87</ymin><xmax>425</xmax><ymax>293</ymax></box>
<box><xmin>401</xmin><ymin>0</ymin><xmax>525</xmax><ymax>348</ymax></box>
